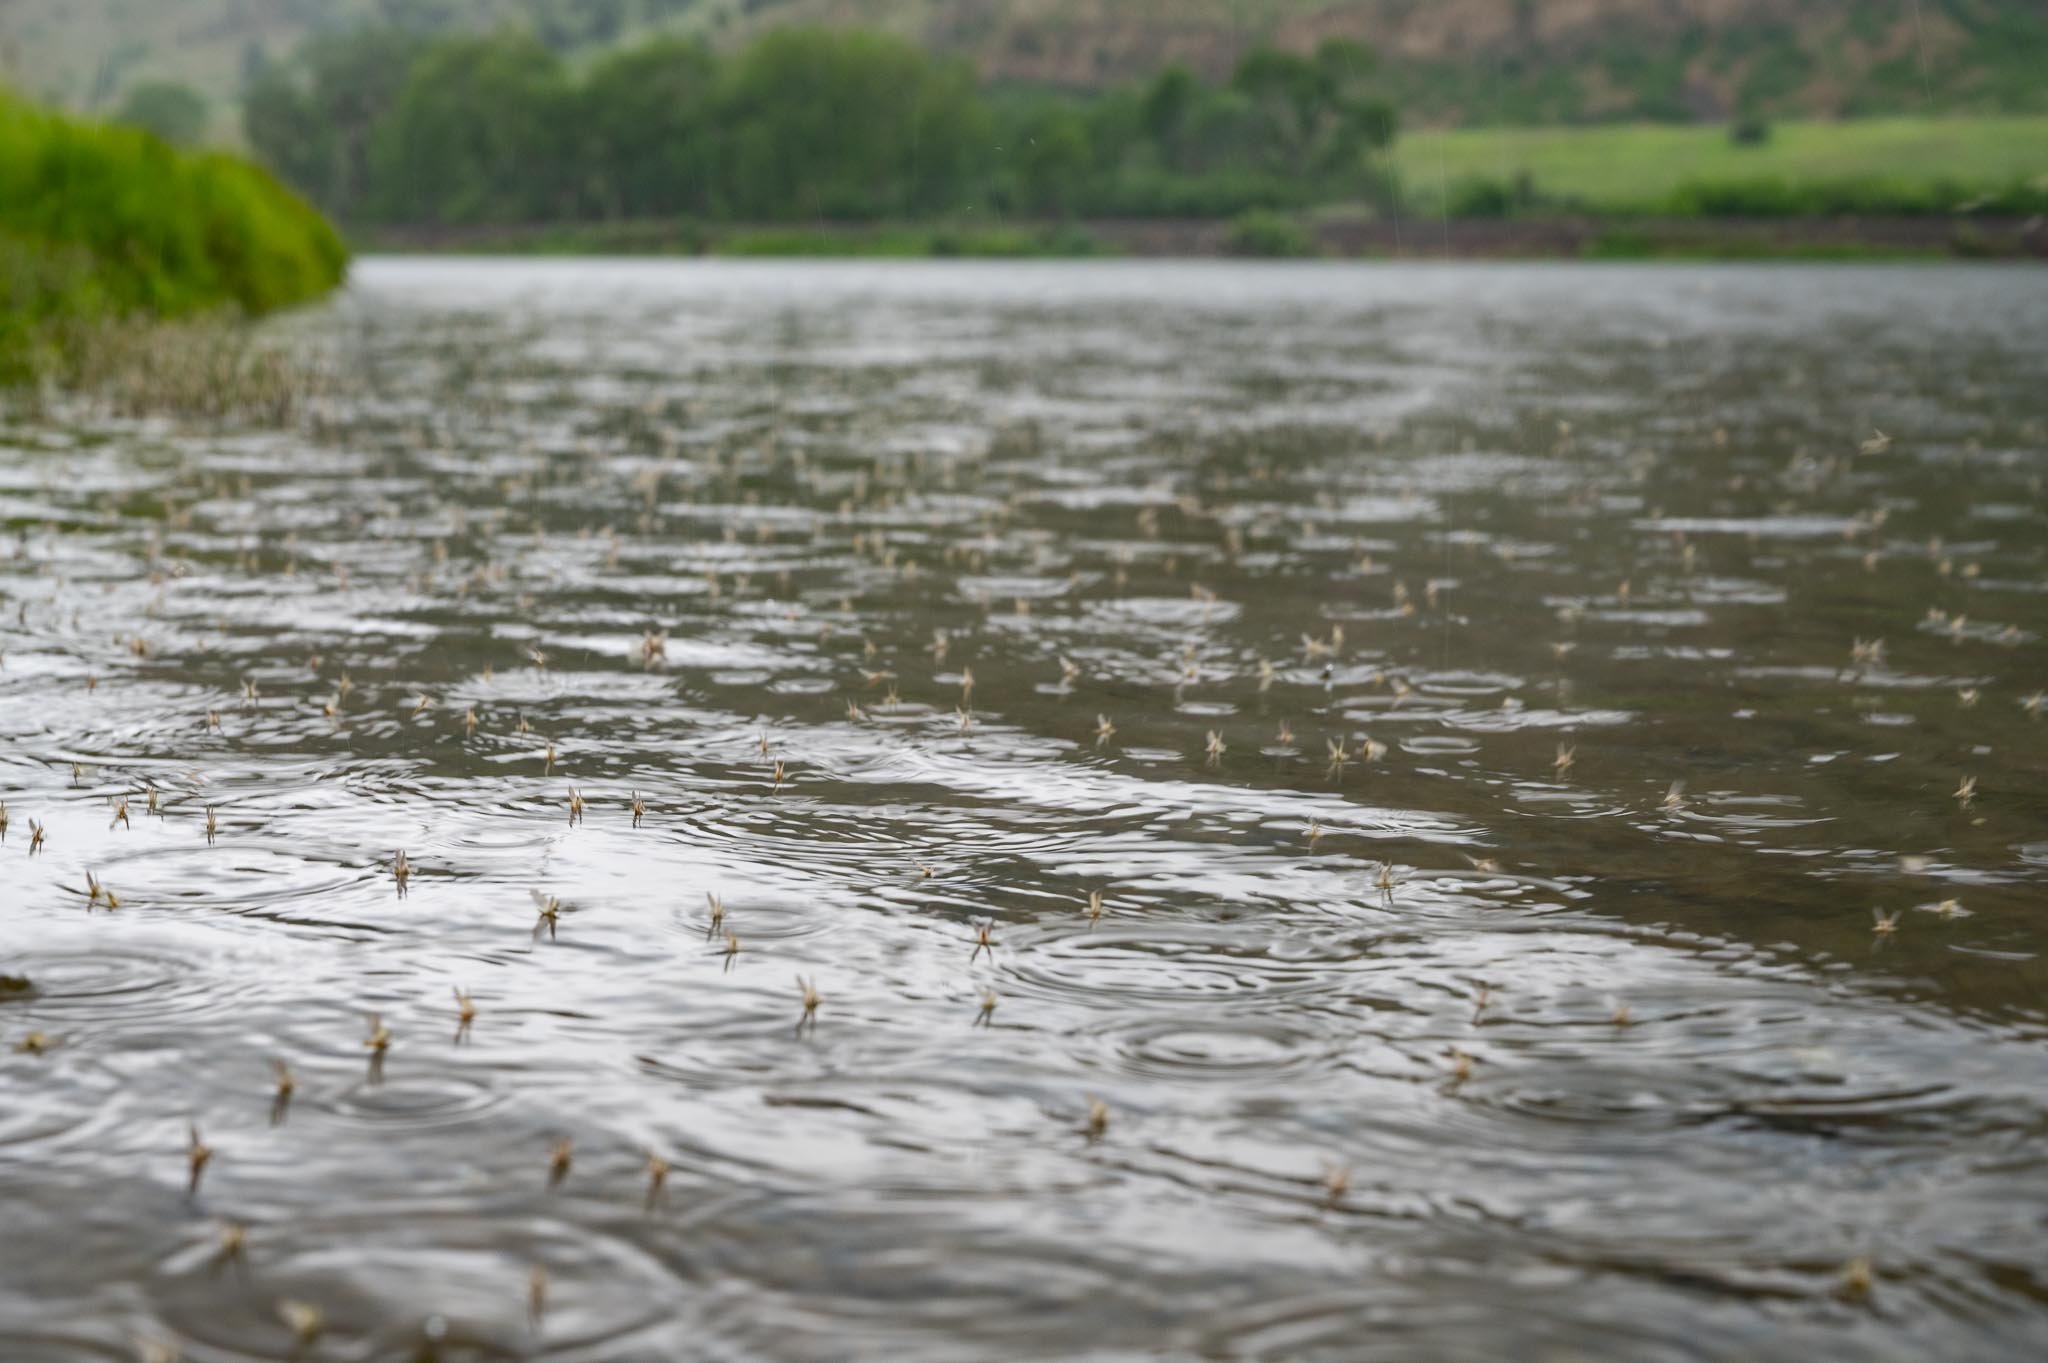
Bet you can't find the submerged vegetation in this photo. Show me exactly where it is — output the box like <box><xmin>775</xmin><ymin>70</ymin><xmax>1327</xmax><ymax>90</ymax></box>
<box><xmin>0</xmin><ymin>89</ymin><xmax>345</xmax><ymax>391</ymax></box>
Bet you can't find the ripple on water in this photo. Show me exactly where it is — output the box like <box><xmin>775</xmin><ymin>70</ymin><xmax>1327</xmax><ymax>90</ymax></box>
<box><xmin>1002</xmin><ymin>924</ymin><xmax>1376</xmax><ymax>1009</ymax></box>
<box><xmin>323</xmin><ymin>1069</ymin><xmax>511</xmax><ymax>1132</ymax></box>
<box><xmin>1087</xmin><ymin>1010</ymin><xmax>1339</xmax><ymax>1084</ymax></box>
<box><xmin>6</xmin><ymin>260</ymin><xmax>2048</xmax><ymax>1363</ymax></box>
<box><xmin>153</xmin><ymin>1209</ymin><xmax>692</xmax><ymax>1362</ymax></box>
<box><xmin>4</xmin><ymin>943</ymin><xmax>225</xmax><ymax>1028</ymax></box>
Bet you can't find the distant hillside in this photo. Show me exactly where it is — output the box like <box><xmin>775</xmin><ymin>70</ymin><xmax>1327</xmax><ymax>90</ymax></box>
<box><xmin>4</xmin><ymin>0</ymin><xmax>2046</xmax><ymax>132</ymax></box>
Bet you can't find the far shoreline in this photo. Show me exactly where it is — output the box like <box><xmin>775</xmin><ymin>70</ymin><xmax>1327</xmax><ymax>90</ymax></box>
<box><xmin>358</xmin><ymin>214</ymin><xmax>2048</xmax><ymax>262</ymax></box>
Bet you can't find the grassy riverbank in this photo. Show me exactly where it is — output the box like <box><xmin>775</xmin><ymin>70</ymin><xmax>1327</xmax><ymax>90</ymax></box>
<box><xmin>0</xmin><ymin>91</ymin><xmax>346</xmax><ymax>388</ymax></box>
<box><xmin>362</xmin><ymin>212</ymin><xmax>2047</xmax><ymax>262</ymax></box>
<box><xmin>1393</xmin><ymin>116</ymin><xmax>2048</xmax><ymax>216</ymax></box>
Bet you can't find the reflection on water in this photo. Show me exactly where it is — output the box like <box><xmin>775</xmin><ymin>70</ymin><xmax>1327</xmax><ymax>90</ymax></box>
<box><xmin>3</xmin><ymin>259</ymin><xmax>2047</xmax><ymax>1362</ymax></box>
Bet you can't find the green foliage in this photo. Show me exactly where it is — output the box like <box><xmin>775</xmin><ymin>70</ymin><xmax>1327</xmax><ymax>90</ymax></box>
<box><xmin>1223</xmin><ymin>210</ymin><xmax>1316</xmax><ymax>258</ymax></box>
<box><xmin>1442</xmin><ymin>175</ymin><xmax>1543</xmax><ymax>219</ymax></box>
<box><xmin>1006</xmin><ymin>104</ymin><xmax>1093</xmax><ymax>216</ymax></box>
<box><xmin>710</xmin><ymin>28</ymin><xmax>988</xmax><ymax>221</ymax></box>
<box><xmin>1231</xmin><ymin>39</ymin><xmax>1396</xmax><ymax>181</ymax></box>
<box><xmin>577</xmin><ymin>36</ymin><xmax>718</xmax><ymax>218</ymax></box>
<box><xmin>243</xmin><ymin>27</ymin><xmax>426</xmax><ymax>221</ymax></box>
<box><xmin>0</xmin><ymin>90</ymin><xmax>346</xmax><ymax>382</ymax></box>
<box><xmin>228</xmin><ymin>21</ymin><xmax>2046</xmax><ymax>234</ymax></box>
<box><xmin>115</xmin><ymin>81</ymin><xmax>209</xmax><ymax>144</ymax></box>
<box><xmin>0</xmin><ymin>233</ymin><xmax>100</xmax><ymax>376</ymax></box>
<box><xmin>369</xmin><ymin>31</ymin><xmax>577</xmax><ymax>223</ymax></box>
<box><xmin>982</xmin><ymin>43</ymin><xmax>1398</xmax><ymax>220</ymax></box>
<box><xmin>245</xmin><ymin>25</ymin><xmax>1401</xmax><ymax>225</ymax></box>
<box><xmin>1650</xmin><ymin>175</ymin><xmax>2048</xmax><ymax>217</ymax></box>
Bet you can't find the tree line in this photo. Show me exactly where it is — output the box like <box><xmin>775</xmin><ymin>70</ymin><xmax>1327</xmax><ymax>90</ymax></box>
<box><xmin>243</xmin><ymin>26</ymin><xmax>1398</xmax><ymax>225</ymax></box>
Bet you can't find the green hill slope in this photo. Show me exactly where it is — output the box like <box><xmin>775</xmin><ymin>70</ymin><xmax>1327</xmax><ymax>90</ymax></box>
<box><xmin>4</xmin><ymin>0</ymin><xmax>2045</xmax><ymax>131</ymax></box>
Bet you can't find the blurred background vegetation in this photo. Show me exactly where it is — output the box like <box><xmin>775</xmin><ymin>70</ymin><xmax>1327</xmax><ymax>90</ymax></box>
<box><xmin>8</xmin><ymin>1</ymin><xmax>2048</xmax><ymax>127</ymax></box>
<box><xmin>0</xmin><ymin>0</ymin><xmax>2043</xmax><ymax>272</ymax></box>
<box><xmin>232</xmin><ymin>26</ymin><xmax>1398</xmax><ymax>226</ymax></box>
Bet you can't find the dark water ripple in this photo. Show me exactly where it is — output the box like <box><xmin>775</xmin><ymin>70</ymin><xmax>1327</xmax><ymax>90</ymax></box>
<box><xmin>2</xmin><ymin>260</ymin><xmax>2047</xmax><ymax>1361</ymax></box>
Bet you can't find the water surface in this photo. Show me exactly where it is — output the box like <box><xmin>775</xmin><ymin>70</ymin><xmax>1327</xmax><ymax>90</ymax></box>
<box><xmin>3</xmin><ymin>259</ymin><xmax>2047</xmax><ymax>1362</ymax></box>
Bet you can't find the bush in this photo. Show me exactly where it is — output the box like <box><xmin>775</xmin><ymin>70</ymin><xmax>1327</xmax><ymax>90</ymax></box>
<box><xmin>1729</xmin><ymin>115</ymin><xmax>1772</xmax><ymax>146</ymax></box>
<box><xmin>1432</xmin><ymin>171</ymin><xmax>1561</xmax><ymax>219</ymax></box>
<box><xmin>0</xmin><ymin>91</ymin><xmax>346</xmax><ymax>383</ymax></box>
<box><xmin>1224</xmin><ymin>209</ymin><xmax>1317</xmax><ymax>257</ymax></box>
<box><xmin>1645</xmin><ymin>175</ymin><xmax>2048</xmax><ymax>217</ymax></box>
<box><xmin>1444</xmin><ymin>176</ymin><xmax>1517</xmax><ymax>218</ymax></box>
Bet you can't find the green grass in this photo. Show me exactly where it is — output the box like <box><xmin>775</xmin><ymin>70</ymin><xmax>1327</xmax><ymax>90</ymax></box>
<box><xmin>1394</xmin><ymin>116</ymin><xmax>2048</xmax><ymax>215</ymax></box>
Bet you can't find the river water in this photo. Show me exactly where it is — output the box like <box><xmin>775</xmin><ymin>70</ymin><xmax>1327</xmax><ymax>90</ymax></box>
<box><xmin>3</xmin><ymin>259</ymin><xmax>2046</xmax><ymax>1362</ymax></box>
